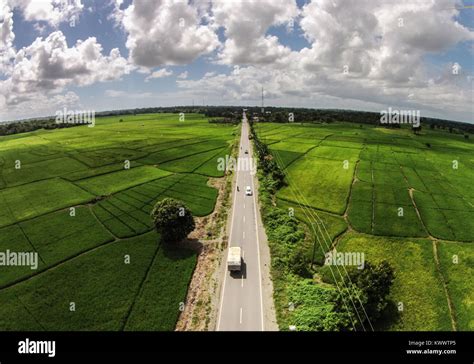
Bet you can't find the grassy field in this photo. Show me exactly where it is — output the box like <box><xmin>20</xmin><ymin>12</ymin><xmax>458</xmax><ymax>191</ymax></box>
<box><xmin>254</xmin><ymin>121</ymin><xmax>473</xmax><ymax>331</ymax></box>
<box><xmin>124</xmin><ymin>245</ymin><xmax>197</xmax><ymax>331</ymax></box>
<box><xmin>437</xmin><ymin>241</ymin><xmax>474</xmax><ymax>330</ymax></box>
<box><xmin>1</xmin><ymin>113</ymin><xmax>471</xmax><ymax>332</ymax></box>
<box><xmin>328</xmin><ymin>233</ymin><xmax>453</xmax><ymax>331</ymax></box>
<box><xmin>0</xmin><ymin>113</ymin><xmax>236</xmax><ymax>330</ymax></box>
<box><xmin>0</xmin><ymin>178</ymin><xmax>94</xmax><ymax>227</ymax></box>
<box><xmin>76</xmin><ymin>166</ymin><xmax>172</xmax><ymax>196</ymax></box>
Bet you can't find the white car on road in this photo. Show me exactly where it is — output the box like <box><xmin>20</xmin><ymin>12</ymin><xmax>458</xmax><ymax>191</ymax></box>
<box><xmin>245</xmin><ymin>186</ymin><xmax>252</xmax><ymax>196</ymax></box>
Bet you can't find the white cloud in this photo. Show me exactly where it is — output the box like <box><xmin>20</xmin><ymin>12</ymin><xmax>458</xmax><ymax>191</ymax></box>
<box><xmin>105</xmin><ymin>89</ymin><xmax>153</xmax><ymax>98</ymax></box>
<box><xmin>1</xmin><ymin>0</ymin><xmax>473</xmax><ymax>122</ymax></box>
<box><xmin>105</xmin><ymin>89</ymin><xmax>126</xmax><ymax>97</ymax></box>
<box><xmin>0</xmin><ymin>1</ymin><xmax>15</xmax><ymax>74</ymax></box>
<box><xmin>298</xmin><ymin>0</ymin><xmax>474</xmax><ymax>82</ymax></box>
<box><xmin>119</xmin><ymin>0</ymin><xmax>219</xmax><ymax>67</ymax></box>
<box><xmin>0</xmin><ymin>1</ymin><xmax>14</xmax><ymax>49</ymax></box>
<box><xmin>176</xmin><ymin>0</ymin><xmax>473</xmax><ymax>121</ymax></box>
<box><xmin>1</xmin><ymin>0</ymin><xmax>132</xmax><ymax>116</ymax></box>
<box><xmin>10</xmin><ymin>0</ymin><xmax>84</xmax><ymax>27</ymax></box>
<box><xmin>33</xmin><ymin>22</ymin><xmax>48</xmax><ymax>35</ymax></box>
<box><xmin>0</xmin><ymin>90</ymin><xmax>81</xmax><ymax>121</ymax></box>
<box><xmin>177</xmin><ymin>70</ymin><xmax>188</xmax><ymax>79</ymax></box>
<box><xmin>0</xmin><ymin>31</ymin><xmax>132</xmax><ymax>110</ymax></box>
<box><xmin>145</xmin><ymin>68</ymin><xmax>173</xmax><ymax>82</ymax></box>
<box><xmin>211</xmin><ymin>0</ymin><xmax>299</xmax><ymax>65</ymax></box>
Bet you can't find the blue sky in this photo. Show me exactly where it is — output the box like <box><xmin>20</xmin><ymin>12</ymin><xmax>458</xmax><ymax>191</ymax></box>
<box><xmin>0</xmin><ymin>0</ymin><xmax>473</xmax><ymax>122</ymax></box>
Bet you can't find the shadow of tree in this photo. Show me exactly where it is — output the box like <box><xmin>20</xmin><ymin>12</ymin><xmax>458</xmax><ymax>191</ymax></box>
<box><xmin>373</xmin><ymin>300</ymin><xmax>402</xmax><ymax>331</ymax></box>
<box><xmin>161</xmin><ymin>238</ymin><xmax>202</xmax><ymax>260</ymax></box>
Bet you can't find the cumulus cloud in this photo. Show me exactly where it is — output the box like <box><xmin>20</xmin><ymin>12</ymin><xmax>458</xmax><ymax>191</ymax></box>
<box><xmin>299</xmin><ymin>0</ymin><xmax>379</xmax><ymax>76</ymax></box>
<box><xmin>299</xmin><ymin>0</ymin><xmax>473</xmax><ymax>83</ymax></box>
<box><xmin>18</xmin><ymin>31</ymin><xmax>129</xmax><ymax>87</ymax></box>
<box><xmin>0</xmin><ymin>31</ymin><xmax>132</xmax><ymax>110</ymax></box>
<box><xmin>211</xmin><ymin>0</ymin><xmax>299</xmax><ymax>65</ymax></box>
<box><xmin>0</xmin><ymin>90</ymin><xmax>81</xmax><ymax>121</ymax></box>
<box><xmin>0</xmin><ymin>0</ymin><xmax>133</xmax><ymax>116</ymax></box>
<box><xmin>1</xmin><ymin>0</ymin><xmax>473</xmax><ymax>122</ymax></box>
<box><xmin>177</xmin><ymin>61</ymin><xmax>472</xmax><ymax>120</ymax></box>
<box><xmin>145</xmin><ymin>68</ymin><xmax>173</xmax><ymax>82</ymax></box>
<box><xmin>0</xmin><ymin>1</ymin><xmax>15</xmax><ymax>74</ymax></box>
<box><xmin>178</xmin><ymin>65</ymin><xmax>298</xmax><ymax>101</ymax></box>
<box><xmin>176</xmin><ymin>0</ymin><xmax>473</xmax><ymax>121</ymax></box>
<box><xmin>177</xmin><ymin>70</ymin><xmax>188</xmax><ymax>79</ymax></box>
<box><xmin>119</xmin><ymin>0</ymin><xmax>219</xmax><ymax>67</ymax></box>
<box><xmin>10</xmin><ymin>0</ymin><xmax>84</xmax><ymax>27</ymax></box>
<box><xmin>0</xmin><ymin>1</ymin><xmax>14</xmax><ymax>49</ymax></box>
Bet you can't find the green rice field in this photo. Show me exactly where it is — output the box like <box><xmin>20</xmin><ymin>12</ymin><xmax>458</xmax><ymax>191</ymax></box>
<box><xmin>0</xmin><ymin>113</ymin><xmax>236</xmax><ymax>331</ymax></box>
<box><xmin>254</xmin><ymin>121</ymin><xmax>473</xmax><ymax>331</ymax></box>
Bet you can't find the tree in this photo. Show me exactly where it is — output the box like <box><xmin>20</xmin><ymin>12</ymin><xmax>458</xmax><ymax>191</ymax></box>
<box><xmin>273</xmin><ymin>112</ymin><xmax>287</xmax><ymax>123</ymax></box>
<box><xmin>352</xmin><ymin>260</ymin><xmax>395</xmax><ymax>321</ymax></box>
<box><xmin>334</xmin><ymin>260</ymin><xmax>395</xmax><ymax>329</ymax></box>
<box><xmin>334</xmin><ymin>282</ymin><xmax>368</xmax><ymax>331</ymax></box>
<box><xmin>151</xmin><ymin>198</ymin><xmax>195</xmax><ymax>244</ymax></box>
<box><xmin>289</xmin><ymin>248</ymin><xmax>311</xmax><ymax>277</ymax></box>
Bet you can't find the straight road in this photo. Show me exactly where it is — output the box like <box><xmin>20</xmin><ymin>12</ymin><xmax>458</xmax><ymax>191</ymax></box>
<box><xmin>216</xmin><ymin>112</ymin><xmax>265</xmax><ymax>331</ymax></box>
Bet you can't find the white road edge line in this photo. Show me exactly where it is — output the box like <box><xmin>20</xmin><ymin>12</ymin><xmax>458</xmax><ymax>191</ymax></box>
<box><xmin>240</xmin><ymin>307</ymin><xmax>243</xmax><ymax>324</ymax></box>
<box><xmin>250</xmin><ymin>138</ymin><xmax>265</xmax><ymax>332</ymax></box>
<box><xmin>216</xmin><ymin>131</ymin><xmax>242</xmax><ymax>331</ymax></box>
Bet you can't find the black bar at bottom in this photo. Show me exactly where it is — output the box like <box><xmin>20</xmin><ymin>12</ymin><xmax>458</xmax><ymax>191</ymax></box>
<box><xmin>0</xmin><ymin>331</ymin><xmax>472</xmax><ymax>360</ymax></box>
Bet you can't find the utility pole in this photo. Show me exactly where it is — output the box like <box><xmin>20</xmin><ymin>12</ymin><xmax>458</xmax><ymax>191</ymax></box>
<box><xmin>261</xmin><ymin>86</ymin><xmax>264</xmax><ymax>115</ymax></box>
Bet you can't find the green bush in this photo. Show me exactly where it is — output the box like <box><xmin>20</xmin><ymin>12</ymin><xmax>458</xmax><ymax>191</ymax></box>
<box><xmin>287</xmin><ymin>278</ymin><xmax>348</xmax><ymax>331</ymax></box>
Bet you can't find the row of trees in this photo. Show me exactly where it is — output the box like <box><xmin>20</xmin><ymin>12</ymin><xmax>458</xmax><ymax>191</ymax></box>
<box><xmin>3</xmin><ymin>105</ymin><xmax>472</xmax><ymax>137</ymax></box>
<box><xmin>0</xmin><ymin>118</ymin><xmax>83</xmax><ymax>136</ymax></box>
<box><xmin>249</xmin><ymin>121</ymin><xmax>285</xmax><ymax>192</ymax></box>
<box><xmin>246</xmin><ymin>107</ymin><xmax>473</xmax><ymax>134</ymax></box>
<box><xmin>208</xmin><ymin>117</ymin><xmax>240</xmax><ymax>125</ymax></box>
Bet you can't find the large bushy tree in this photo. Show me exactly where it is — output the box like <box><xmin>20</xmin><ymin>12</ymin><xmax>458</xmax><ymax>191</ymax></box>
<box><xmin>151</xmin><ymin>198</ymin><xmax>195</xmax><ymax>244</ymax></box>
<box><xmin>334</xmin><ymin>260</ymin><xmax>395</xmax><ymax>330</ymax></box>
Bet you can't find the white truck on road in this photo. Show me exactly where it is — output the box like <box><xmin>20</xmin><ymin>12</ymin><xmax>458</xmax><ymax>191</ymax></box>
<box><xmin>227</xmin><ymin>247</ymin><xmax>242</xmax><ymax>272</ymax></box>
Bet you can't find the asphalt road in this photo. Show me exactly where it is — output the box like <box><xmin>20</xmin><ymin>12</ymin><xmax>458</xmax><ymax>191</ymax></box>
<box><xmin>216</xmin><ymin>112</ymin><xmax>264</xmax><ymax>331</ymax></box>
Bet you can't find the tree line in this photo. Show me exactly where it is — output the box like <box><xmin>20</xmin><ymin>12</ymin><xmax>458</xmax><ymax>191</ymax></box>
<box><xmin>0</xmin><ymin>118</ymin><xmax>87</xmax><ymax>136</ymax></box>
<box><xmin>2</xmin><ymin>105</ymin><xmax>472</xmax><ymax>137</ymax></box>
